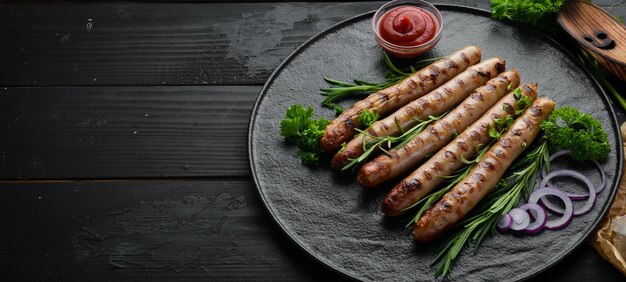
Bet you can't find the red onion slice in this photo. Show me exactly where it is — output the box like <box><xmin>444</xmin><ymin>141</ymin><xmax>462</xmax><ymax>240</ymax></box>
<box><xmin>541</xmin><ymin>150</ymin><xmax>606</xmax><ymax>196</ymax></box>
<box><xmin>539</xmin><ymin>170</ymin><xmax>597</xmax><ymax>216</ymax></box>
<box><xmin>520</xmin><ymin>203</ymin><xmax>547</xmax><ymax>234</ymax></box>
<box><xmin>497</xmin><ymin>214</ymin><xmax>513</xmax><ymax>233</ymax></box>
<box><xmin>529</xmin><ymin>188</ymin><xmax>574</xmax><ymax>230</ymax></box>
<box><xmin>508</xmin><ymin>208</ymin><xmax>530</xmax><ymax>231</ymax></box>
<box><xmin>540</xmin><ymin>169</ymin><xmax>595</xmax><ymax>200</ymax></box>
<box><xmin>593</xmin><ymin>159</ymin><xmax>607</xmax><ymax>194</ymax></box>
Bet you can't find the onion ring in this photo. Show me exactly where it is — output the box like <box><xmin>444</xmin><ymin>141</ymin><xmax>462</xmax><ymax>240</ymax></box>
<box><xmin>497</xmin><ymin>214</ymin><xmax>513</xmax><ymax>233</ymax></box>
<box><xmin>539</xmin><ymin>170</ymin><xmax>597</xmax><ymax>216</ymax></box>
<box><xmin>508</xmin><ymin>208</ymin><xmax>530</xmax><ymax>231</ymax></box>
<box><xmin>529</xmin><ymin>188</ymin><xmax>574</xmax><ymax>230</ymax></box>
<box><xmin>540</xmin><ymin>150</ymin><xmax>606</xmax><ymax>196</ymax></box>
<box><xmin>520</xmin><ymin>203</ymin><xmax>547</xmax><ymax>234</ymax></box>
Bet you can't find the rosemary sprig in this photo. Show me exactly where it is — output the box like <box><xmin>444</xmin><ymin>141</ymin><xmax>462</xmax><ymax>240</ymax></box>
<box><xmin>431</xmin><ymin>140</ymin><xmax>550</xmax><ymax>278</ymax></box>
<box><xmin>320</xmin><ymin>53</ymin><xmax>443</xmax><ymax>108</ymax></box>
<box><xmin>341</xmin><ymin>112</ymin><xmax>446</xmax><ymax>171</ymax></box>
<box><xmin>403</xmin><ymin>143</ymin><xmax>491</xmax><ymax>227</ymax></box>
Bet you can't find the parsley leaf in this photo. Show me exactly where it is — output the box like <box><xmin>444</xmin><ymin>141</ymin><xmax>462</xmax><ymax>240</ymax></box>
<box><xmin>490</xmin><ymin>0</ymin><xmax>566</xmax><ymax>27</ymax></box>
<box><xmin>279</xmin><ymin>105</ymin><xmax>330</xmax><ymax>165</ymax></box>
<box><xmin>358</xmin><ymin>110</ymin><xmax>379</xmax><ymax>128</ymax></box>
<box><xmin>541</xmin><ymin>106</ymin><xmax>610</xmax><ymax>161</ymax></box>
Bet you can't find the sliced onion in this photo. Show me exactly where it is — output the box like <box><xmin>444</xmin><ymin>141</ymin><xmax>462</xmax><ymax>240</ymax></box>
<box><xmin>593</xmin><ymin>159</ymin><xmax>607</xmax><ymax>194</ymax></box>
<box><xmin>539</xmin><ymin>170</ymin><xmax>597</xmax><ymax>216</ymax></box>
<box><xmin>540</xmin><ymin>169</ymin><xmax>595</xmax><ymax>200</ymax></box>
<box><xmin>508</xmin><ymin>208</ymin><xmax>530</xmax><ymax>231</ymax></box>
<box><xmin>497</xmin><ymin>214</ymin><xmax>513</xmax><ymax>232</ymax></box>
<box><xmin>540</xmin><ymin>150</ymin><xmax>606</xmax><ymax>196</ymax></box>
<box><xmin>529</xmin><ymin>188</ymin><xmax>573</xmax><ymax>230</ymax></box>
<box><xmin>520</xmin><ymin>203</ymin><xmax>547</xmax><ymax>234</ymax></box>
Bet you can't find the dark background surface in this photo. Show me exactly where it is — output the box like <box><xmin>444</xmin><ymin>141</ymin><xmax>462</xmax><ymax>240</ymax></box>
<box><xmin>0</xmin><ymin>1</ymin><xmax>625</xmax><ymax>281</ymax></box>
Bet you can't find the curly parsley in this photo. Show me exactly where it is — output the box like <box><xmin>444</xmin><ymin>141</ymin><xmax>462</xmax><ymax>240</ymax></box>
<box><xmin>357</xmin><ymin>110</ymin><xmax>379</xmax><ymax>128</ymax></box>
<box><xmin>490</xmin><ymin>0</ymin><xmax>565</xmax><ymax>27</ymax></box>
<box><xmin>541</xmin><ymin>106</ymin><xmax>610</xmax><ymax>161</ymax></box>
<box><xmin>279</xmin><ymin>105</ymin><xmax>330</xmax><ymax>165</ymax></box>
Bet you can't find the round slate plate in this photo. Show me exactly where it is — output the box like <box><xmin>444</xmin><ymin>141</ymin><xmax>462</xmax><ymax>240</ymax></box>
<box><xmin>248</xmin><ymin>5</ymin><xmax>623</xmax><ymax>282</ymax></box>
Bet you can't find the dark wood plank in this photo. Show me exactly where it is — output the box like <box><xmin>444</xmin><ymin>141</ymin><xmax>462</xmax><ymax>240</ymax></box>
<box><xmin>0</xmin><ymin>2</ymin><xmax>385</xmax><ymax>86</ymax></box>
<box><xmin>0</xmin><ymin>180</ymin><xmax>334</xmax><ymax>281</ymax></box>
<box><xmin>0</xmin><ymin>179</ymin><xmax>621</xmax><ymax>281</ymax></box>
<box><xmin>1</xmin><ymin>1</ymin><xmax>624</xmax><ymax>87</ymax></box>
<box><xmin>0</xmin><ymin>86</ymin><xmax>258</xmax><ymax>179</ymax></box>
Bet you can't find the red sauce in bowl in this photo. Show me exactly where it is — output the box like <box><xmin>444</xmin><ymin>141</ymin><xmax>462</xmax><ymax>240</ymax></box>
<box><xmin>378</xmin><ymin>6</ymin><xmax>438</xmax><ymax>47</ymax></box>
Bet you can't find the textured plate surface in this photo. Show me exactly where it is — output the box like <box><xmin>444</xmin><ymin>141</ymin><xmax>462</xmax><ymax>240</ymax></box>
<box><xmin>249</xmin><ymin>5</ymin><xmax>623</xmax><ymax>281</ymax></box>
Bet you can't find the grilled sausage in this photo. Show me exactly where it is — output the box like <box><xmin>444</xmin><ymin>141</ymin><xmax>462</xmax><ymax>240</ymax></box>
<box><xmin>331</xmin><ymin>57</ymin><xmax>506</xmax><ymax>170</ymax></box>
<box><xmin>319</xmin><ymin>46</ymin><xmax>482</xmax><ymax>154</ymax></box>
<box><xmin>358</xmin><ymin>70</ymin><xmax>521</xmax><ymax>188</ymax></box>
<box><xmin>381</xmin><ymin>83</ymin><xmax>538</xmax><ymax>216</ymax></box>
<box><xmin>412</xmin><ymin>97</ymin><xmax>555</xmax><ymax>243</ymax></box>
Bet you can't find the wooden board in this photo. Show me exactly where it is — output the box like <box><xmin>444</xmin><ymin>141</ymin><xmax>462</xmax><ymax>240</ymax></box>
<box><xmin>0</xmin><ymin>86</ymin><xmax>258</xmax><ymax>179</ymax></box>
<box><xmin>0</xmin><ymin>2</ymin><xmax>384</xmax><ymax>86</ymax></box>
<box><xmin>0</xmin><ymin>1</ymin><xmax>625</xmax><ymax>281</ymax></box>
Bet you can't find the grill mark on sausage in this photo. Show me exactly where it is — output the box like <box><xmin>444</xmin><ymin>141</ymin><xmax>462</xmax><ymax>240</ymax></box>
<box><xmin>472</xmin><ymin>91</ymin><xmax>485</xmax><ymax>101</ymax></box>
<box><xmin>457</xmin><ymin>142</ymin><xmax>469</xmax><ymax>152</ymax></box>
<box><xmin>445</xmin><ymin>58</ymin><xmax>458</xmax><ymax>70</ymax></box>
<box><xmin>444</xmin><ymin>150</ymin><xmax>457</xmax><ymax>162</ymax></box>
<box><xmin>460</xmin><ymin>52</ymin><xmax>470</xmax><ymax>65</ymax></box>
<box><xmin>503</xmin><ymin>102</ymin><xmax>515</xmax><ymax>114</ymax></box>
<box><xmin>422</xmin><ymin>171</ymin><xmax>433</xmax><ymax>181</ymax></box>
<box><xmin>455</xmin><ymin>78</ymin><xmax>465</xmax><ymax>88</ymax></box>
<box><xmin>496</xmin><ymin>61</ymin><xmax>506</xmax><ymax>73</ymax></box>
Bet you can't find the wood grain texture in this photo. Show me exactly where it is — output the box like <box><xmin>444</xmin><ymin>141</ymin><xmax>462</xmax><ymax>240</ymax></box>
<box><xmin>0</xmin><ymin>180</ymin><xmax>621</xmax><ymax>281</ymax></box>
<box><xmin>0</xmin><ymin>2</ymin><xmax>385</xmax><ymax>86</ymax></box>
<box><xmin>559</xmin><ymin>0</ymin><xmax>626</xmax><ymax>81</ymax></box>
<box><xmin>0</xmin><ymin>180</ymin><xmax>334</xmax><ymax>281</ymax></box>
<box><xmin>0</xmin><ymin>1</ymin><xmax>625</xmax><ymax>281</ymax></box>
<box><xmin>0</xmin><ymin>86</ymin><xmax>258</xmax><ymax>179</ymax></box>
<box><xmin>0</xmin><ymin>1</ymin><xmax>623</xmax><ymax>87</ymax></box>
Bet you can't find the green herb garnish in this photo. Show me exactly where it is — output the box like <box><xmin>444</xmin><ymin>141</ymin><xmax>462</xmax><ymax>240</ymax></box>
<box><xmin>490</xmin><ymin>0</ymin><xmax>565</xmax><ymax>27</ymax></box>
<box><xmin>279</xmin><ymin>104</ymin><xmax>330</xmax><ymax>165</ymax></box>
<box><xmin>342</xmin><ymin>113</ymin><xmax>446</xmax><ymax>171</ymax></box>
<box><xmin>541</xmin><ymin>106</ymin><xmax>610</xmax><ymax>161</ymax></box>
<box><xmin>320</xmin><ymin>53</ymin><xmax>442</xmax><ymax>108</ymax></box>
<box><xmin>358</xmin><ymin>110</ymin><xmax>380</xmax><ymax>128</ymax></box>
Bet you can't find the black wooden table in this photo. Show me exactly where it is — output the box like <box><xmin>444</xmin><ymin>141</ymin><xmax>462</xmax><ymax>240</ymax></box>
<box><xmin>1</xmin><ymin>1</ymin><xmax>625</xmax><ymax>281</ymax></box>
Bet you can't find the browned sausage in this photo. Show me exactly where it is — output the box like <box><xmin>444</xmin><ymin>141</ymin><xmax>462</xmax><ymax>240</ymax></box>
<box><xmin>358</xmin><ymin>70</ymin><xmax>521</xmax><ymax>188</ymax></box>
<box><xmin>319</xmin><ymin>46</ymin><xmax>482</xmax><ymax>154</ymax></box>
<box><xmin>381</xmin><ymin>82</ymin><xmax>538</xmax><ymax>216</ymax></box>
<box><xmin>412</xmin><ymin>97</ymin><xmax>555</xmax><ymax>243</ymax></box>
<box><xmin>331</xmin><ymin>57</ymin><xmax>506</xmax><ymax>170</ymax></box>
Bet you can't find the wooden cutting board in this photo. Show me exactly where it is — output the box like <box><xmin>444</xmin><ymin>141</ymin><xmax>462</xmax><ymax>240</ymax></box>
<box><xmin>558</xmin><ymin>0</ymin><xmax>626</xmax><ymax>81</ymax></box>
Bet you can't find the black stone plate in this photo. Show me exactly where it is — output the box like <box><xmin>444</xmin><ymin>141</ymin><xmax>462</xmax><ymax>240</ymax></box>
<box><xmin>248</xmin><ymin>5</ymin><xmax>623</xmax><ymax>282</ymax></box>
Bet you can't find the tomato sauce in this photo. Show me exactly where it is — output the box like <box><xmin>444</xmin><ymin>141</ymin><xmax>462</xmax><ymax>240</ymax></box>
<box><xmin>378</xmin><ymin>6</ymin><xmax>438</xmax><ymax>46</ymax></box>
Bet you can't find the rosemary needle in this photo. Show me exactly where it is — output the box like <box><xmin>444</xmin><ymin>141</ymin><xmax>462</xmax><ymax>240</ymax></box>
<box><xmin>341</xmin><ymin>113</ymin><xmax>446</xmax><ymax>171</ymax></box>
<box><xmin>320</xmin><ymin>54</ymin><xmax>443</xmax><ymax>108</ymax></box>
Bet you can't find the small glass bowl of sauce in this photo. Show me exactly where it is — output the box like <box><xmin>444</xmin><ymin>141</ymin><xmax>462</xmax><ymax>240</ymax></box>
<box><xmin>372</xmin><ymin>0</ymin><xmax>443</xmax><ymax>58</ymax></box>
